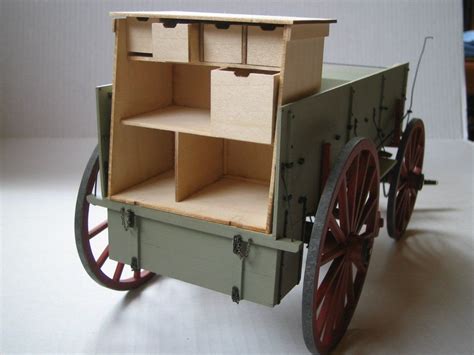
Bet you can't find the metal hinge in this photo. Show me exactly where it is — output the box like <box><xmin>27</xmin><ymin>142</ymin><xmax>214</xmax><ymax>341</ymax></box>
<box><xmin>233</xmin><ymin>235</ymin><xmax>251</xmax><ymax>259</ymax></box>
<box><xmin>121</xmin><ymin>208</ymin><xmax>135</xmax><ymax>231</ymax></box>
<box><xmin>232</xmin><ymin>286</ymin><xmax>240</xmax><ymax>304</ymax></box>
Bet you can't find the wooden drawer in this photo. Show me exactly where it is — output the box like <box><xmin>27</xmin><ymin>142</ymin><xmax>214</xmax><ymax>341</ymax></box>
<box><xmin>126</xmin><ymin>17</ymin><xmax>156</xmax><ymax>54</ymax></box>
<box><xmin>247</xmin><ymin>26</ymin><xmax>284</xmax><ymax>67</ymax></box>
<box><xmin>152</xmin><ymin>23</ymin><xmax>199</xmax><ymax>62</ymax></box>
<box><xmin>211</xmin><ymin>68</ymin><xmax>279</xmax><ymax>144</ymax></box>
<box><xmin>203</xmin><ymin>24</ymin><xmax>243</xmax><ymax>63</ymax></box>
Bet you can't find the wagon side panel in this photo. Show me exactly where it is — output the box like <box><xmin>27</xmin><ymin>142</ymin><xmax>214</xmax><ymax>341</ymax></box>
<box><xmin>273</xmin><ymin>86</ymin><xmax>351</xmax><ymax>242</ymax></box>
<box><xmin>273</xmin><ymin>64</ymin><xmax>409</xmax><ymax>242</ymax></box>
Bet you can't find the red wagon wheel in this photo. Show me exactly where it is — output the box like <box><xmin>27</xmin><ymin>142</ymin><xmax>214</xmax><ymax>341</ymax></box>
<box><xmin>387</xmin><ymin>119</ymin><xmax>425</xmax><ymax>240</ymax></box>
<box><xmin>302</xmin><ymin>138</ymin><xmax>381</xmax><ymax>354</ymax></box>
<box><xmin>74</xmin><ymin>146</ymin><xmax>154</xmax><ymax>290</ymax></box>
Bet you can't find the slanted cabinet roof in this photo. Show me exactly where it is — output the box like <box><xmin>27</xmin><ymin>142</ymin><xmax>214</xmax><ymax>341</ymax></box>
<box><xmin>110</xmin><ymin>11</ymin><xmax>336</xmax><ymax>25</ymax></box>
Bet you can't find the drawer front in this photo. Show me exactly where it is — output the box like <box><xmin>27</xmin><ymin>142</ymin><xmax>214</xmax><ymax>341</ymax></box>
<box><xmin>126</xmin><ymin>17</ymin><xmax>157</xmax><ymax>54</ymax></box>
<box><xmin>247</xmin><ymin>26</ymin><xmax>284</xmax><ymax>67</ymax></box>
<box><xmin>152</xmin><ymin>23</ymin><xmax>199</xmax><ymax>62</ymax></box>
<box><xmin>203</xmin><ymin>24</ymin><xmax>243</xmax><ymax>64</ymax></box>
<box><xmin>211</xmin><ymin>68</ymin><xmax>279</xmax><ymax>144</ymax></box>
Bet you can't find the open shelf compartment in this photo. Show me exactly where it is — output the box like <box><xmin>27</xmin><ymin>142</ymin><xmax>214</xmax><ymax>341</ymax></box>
<box><xmin>110</xmin><ymin>132</ymin><xmax>274</xmax><ymax>233</ymax></box>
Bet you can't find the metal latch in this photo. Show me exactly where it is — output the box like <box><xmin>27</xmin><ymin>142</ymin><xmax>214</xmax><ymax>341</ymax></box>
<box><xmin>233</xmin><ymin>235</ymin><xmax>251</xmax><ymax>259</ymax></box>
<box><xmin>121</xmin><ymin>208</ymin><xmax>135</xmax><ymax>231</ymax></box>
<box><xmin>232</xmin><ymin>286</ymin><xmax>240</xmax><ymax>304</ymax></box>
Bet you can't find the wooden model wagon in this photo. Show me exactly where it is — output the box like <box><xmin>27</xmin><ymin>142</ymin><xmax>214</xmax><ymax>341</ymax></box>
<box><xmin>75</xmin><ymin>11</ymin><xmax>430</xmax><ymax>354</ymax></box>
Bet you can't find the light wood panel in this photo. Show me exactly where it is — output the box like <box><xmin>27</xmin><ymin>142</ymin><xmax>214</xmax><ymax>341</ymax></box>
<box><xmin>128</xmin><ymin>54</ymin><xmax>279</xmax><ymax>71</ymax></box>
<box><xmin>224</xmin><ymin>140</ymin><xmax>273</xmax><ymax>183</ymax></box>
<box><xmin>203</xmin><ymin>24</ymin><xmax>242</xmax><ymax>63</ymax></box>
<box><xmin>173</xmin><ymin>64</ymin><xmax>214</xmax><ymax>108</ymax></box>
<box><xmin>288</xmin><ymin>23</ymin><xmax>329</xmax><ymax>40</ymax></box>
<box><xmin>280</xmin><ymin>36</ymin><xmax>325</xmax><ymax>104</ymax></box>
<box><xmin>126</xmin><ymin>17</ymin><xmax>159</xmax><ymax>53</ymax></box>
<box><xmin>111</xmin><ymin>11</ymin><xmax>336</xmax><ymax>25</ymax></box>
<box><xmin>211</xmin><ymin>68</ymin><xmax>279</xmax><ymax>144</ymax></box>
<box><xmin>109</xmin><ymin>19</ymin><xmax>174</xmax><ymax>196</ymax></box>
<box><xmin>111</xmin><ymin>171</ymin><xmax>270</xmax><ymax>232</ymax></box>
<box><xmin>176</xmin><ymin>133</ymin><xmax>224</xmax><ymax>201</ymax></box>
<box><xmin>122</xmin><ymin>105</ymin><xmax>211</xmax><ymax>136</ymax></box>
<box><xmin>151</xmin><ymin>23</ymin><xmax>199</xmax><ymax>62</ymax></box>
<box><xmin>247</xmin><ymin>26</ymin><xmax>284</xmax><ymax>67</ymax></box>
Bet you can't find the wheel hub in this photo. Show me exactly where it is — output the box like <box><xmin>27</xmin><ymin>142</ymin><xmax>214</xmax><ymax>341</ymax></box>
<box><xmin>407</xmin><ymin>172</ymin><xmax>424</xmax><ymax>191</ymax></box>
<box><xmin>346</xmin><ymin>236</ymin><xmax>372</xmax><ymax>265</ymax></box>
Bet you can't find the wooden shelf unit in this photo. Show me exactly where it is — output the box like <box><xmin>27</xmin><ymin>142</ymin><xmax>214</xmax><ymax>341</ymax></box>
<box><xmin>111</xmin><ymin>132</ymin><xmax>274</xmax><ymax>232</ymax></box>
<box><xmin>108</xmin><ymin>12</ymin><xmax>334</xmax><ymax>233</ymax></box>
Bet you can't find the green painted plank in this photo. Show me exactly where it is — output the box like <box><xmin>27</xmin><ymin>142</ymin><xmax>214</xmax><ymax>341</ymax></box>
<box><xmin>108</xmin><ymin>210</ymin><xmax>280</xmax><ymax>306</ymax></box>
<box><xmin>88</xmin><ymin>195</ymin><xmax>303</xmax><ymax>253</ymax></box>
<box><xmin>95</xmin><ymin>84</ymin><xmax>112</xmax><ymax>197</ymax></box>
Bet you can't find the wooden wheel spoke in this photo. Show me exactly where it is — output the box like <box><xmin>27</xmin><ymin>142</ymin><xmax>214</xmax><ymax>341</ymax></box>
<box><xmin>321</xmin><ymin>245</ymin><xmax>346</xmax><ymax>265</ymax></box>
<box><xmin>396</xmin><ymin>188</ymin><xmax>408</xmax><ymax>215</ymax></box>
<box><xmin>352</xmin><ymin>256</ymin><xmax>367</xmax><ymax>274</ymax></box>
<box><xmin>355</xmin><ymin>196</ymin><xmax>377</xmax><ymax>234</ymax></box>
<box><xmin>316</xmin><ymin>257</ymin><xmax>344</xmax><ymax>310</ymax></box>
<box><xmin>358</xmin><ymin>230</ymin><xmax>376</xmax><ymax>241</ymax></box>
<box><xmin>89</xmin><ymin>221</ymin><xmax>108</xmax><ymax>239</ymax></box>
<box><xmin>406</xmin><ymin>139</ymin><xmax>415</xmax><ymax>170</ymax></box>
<box><xmin>113</xmin><ymin>262</ymin><xmax>125</xmax><ymax>281</ymax></box>
<box><xmin>337</xmin><ymin>177</ymin><xmax>351</xmax><ymax>235</ymax></box>
<box><xmin>397</xmin><ymin>180</ymin><xmax>407</xmax><ymax>192</ymax></box>
<box><xmin>397</xmin><ymin>191</ymin><xmax>411</xmax><ymax>230</ymax></box>
<box><xmin>317</xmin><ymin>283</ymin><xmax>335</xmax><ymax>334</ymax></box>
<box><xmin>414</xmin><ymin>145</ymin><xmax>423</xmax><ymax>167</ymax></box>
<box><xmin>333</xmin><ymin>263</ymin><xmax>350</xmax><ymax>332</ymax></box>
<box><xmin>354</xmin><ymin>156</ymin><xmax>370</xmax><ymax>223</ymax></box>
<box><xmin>328</xmin><ymin>214</ymin><xmax>346</xmax><ymax>244</ymax></box>
<box><xmin>355</xmin><ymin>167</ymin><xmax>376</xmax><ymax>229</ymax></box>
<box><xmin>321</xmin><ymin>265</ymin><xmax>347</xmax><ymax>344</ymax></box>
<box><xmin>96</xmin><ymin>246</ymin><xmax>109</xmax><ymax>269</ymax></box>
<box><xmin>346</xmin><ymin>264</ymin><xmax>355</xmax><ymax>308</ymax></box>
<box><xmin>347</xmin><ymin>156</ymin><xmax>360</xmax><ymax>230</ymax></box>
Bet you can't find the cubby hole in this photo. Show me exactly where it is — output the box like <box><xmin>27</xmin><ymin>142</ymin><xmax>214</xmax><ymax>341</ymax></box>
<box><xmin>111</xmin><ymin>132</ymin><xmax>274</xmax><ymax>232</ymax></box>
<box><xmin>121</xmin><ymin>63</ymin><xmax>216</xmax><ymax>135</ymax></box>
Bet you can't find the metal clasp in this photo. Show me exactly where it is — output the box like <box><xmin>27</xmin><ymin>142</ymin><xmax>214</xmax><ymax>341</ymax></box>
<box><xmin>120</xmin><ymin>208</ymin><xmax>135</xmax><ymax>231</ymax></box>
<box><xmin>233</xmin><ymin>235</ymin><xmax>251</xmax><ymax>259</ymax></box>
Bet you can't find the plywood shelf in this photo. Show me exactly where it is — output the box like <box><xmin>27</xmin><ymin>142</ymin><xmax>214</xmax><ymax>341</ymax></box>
<box><xmin>111</xmin><ymin>170</ymin><xmax>270</xmax><ymax>232</ymax></box>
<box><xmin>128</xmin><ymin>55</ymin><xmax>279</xmax><ymax>71</ymax></box>
<box><xmin>122</xmin><ymin>105</ymin><xmax>212</xmax><ymax>136</ymax></box>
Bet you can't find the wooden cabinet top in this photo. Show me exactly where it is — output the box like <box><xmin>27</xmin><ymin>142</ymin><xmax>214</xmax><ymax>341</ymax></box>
<box><xmin>110</xmin><ymin>11</ymin><xmax>336</xmax><ymax>25</ymax></box>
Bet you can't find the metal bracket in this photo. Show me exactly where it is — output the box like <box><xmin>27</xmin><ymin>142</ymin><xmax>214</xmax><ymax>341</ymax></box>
<box><xmin>131</xmin><ymin>256</ymin><xmax>139</xmax><ymax>272</ymax></box>
<box><xmin>121</xmin><ymin>208</ymin><xmax>135</xmax><ymax>231</ymax></box>
<box><xmin>232</xmin><ymin>286</ymin><xmax>240</xmax><ymax>304</ymax></box>
<box><xmin>233</xmin><ymin>235</ymin><xmax>251</xmax><ymax>259</ymax></box>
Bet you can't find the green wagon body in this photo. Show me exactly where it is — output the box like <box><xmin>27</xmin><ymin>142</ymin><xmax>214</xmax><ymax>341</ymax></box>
<box><xmin>89</xmin><ymin>62</ymin><xmax>408</xmax><ymax>306</ymax></box>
